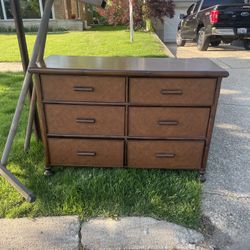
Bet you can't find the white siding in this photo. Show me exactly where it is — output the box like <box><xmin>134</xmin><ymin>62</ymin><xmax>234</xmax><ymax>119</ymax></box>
<box><xmin>163</xmin><ymin>0</ymin><xmax>195</xmax><ymax>43</ymax></box>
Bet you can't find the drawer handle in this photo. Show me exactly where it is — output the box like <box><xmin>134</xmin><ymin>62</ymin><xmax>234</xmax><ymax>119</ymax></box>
<box><xmin>74</xmin><ymin>86</ymin><xmax>95</xmax><ymax>92</ymax></box>
<box><xmin>76</xmin><ymin>118</ymin><xmax>96</xmax><ymax>124</ymax></box>
<box><xmin>156</xmin><ymin>153</ymin><xmax>176</xmax><ymax>158</ymax></box>
<box><xmin>161</xmin><ymin>89</ymin><xmax>183</xmax><ymax>95</ymax></box>
<box><xmin>158</xmin><ymin>120</ymin><xmax>179</xmax><ymax>126</ymax></box>
<box><xmin>77</xmin><ymin>151</ymin><xmax>96</xmax><ymax>157</ymax></box>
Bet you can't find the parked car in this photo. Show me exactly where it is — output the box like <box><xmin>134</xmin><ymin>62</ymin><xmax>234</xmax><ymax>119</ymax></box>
<box><xmin>176</xmin><ymin>0</ymin><xmax>250</xmax><ymax>51</ymax></box>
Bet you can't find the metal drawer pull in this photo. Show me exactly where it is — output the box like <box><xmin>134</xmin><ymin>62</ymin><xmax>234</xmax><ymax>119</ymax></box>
<box><xmin>158</xmin><ymin>120</ymin><xmax>179</xmax><ymax>126</ymax></box>
<box><xmin>156</xmin><ymin>153</ymin><xmax>176</xmax><ymax>158</ymax></box>
<box><xmin>73</xmin><ymin>86</ymin><xmax>95</xmax><ymax>92</ymax></box>
<box><xmin>77</xmin><ymin>151</ymin><xmax>96</xmax><ymax>157</ymax></box>
<box><xmin>76</xmin><ymin>118</ymin><xmax>96</xmax><ymax>124</ymax></box>
<box><xmin>161</xmin><ymin>89</ymin><xmax>183</xmax><ymax>95</ymax></box>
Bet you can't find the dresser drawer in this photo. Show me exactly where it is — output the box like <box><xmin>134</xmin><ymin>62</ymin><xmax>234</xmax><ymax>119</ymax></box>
<box><xmin>41</xmin><ymin>75</ymin><xmax>125</xmax><ymax>102</ymax></box>
<box><xmin>49</xmin><ymin>138</ymin><xmax>124</xmax><ymax>167</ymax></box>
<box><xmin>127</xmin><ymin>140</ymin><xmax>204</xmax><ymax>169</ymax></box>
<box><xmin>45</xmin><ymin>104</ymin><xmax>125</xmax><ymax>136</ymax></box>
<box><xmin>129</xmin><ymin>78</ymin><xmax>216</xmax><ymax>106</ymax></box>
<box><xmin>129</xmin><ymin>107</ymin><xmax>210</xmax><ymax>138</ymax></box>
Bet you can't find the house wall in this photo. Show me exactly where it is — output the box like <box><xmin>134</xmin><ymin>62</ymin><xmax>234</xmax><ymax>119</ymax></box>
<box><xmin>164</xmin><ymin>0</ymin><xmax>196</xmax><ymax>42</ymax></box>
<box><xmin>0</xmin><ymin>19</ymin><xmax>84</xmax><ymax>31</ymax></box>
<box><xmin>0</xmin><ymin>0</ymin><xmax>88</xmax><ymax>31</ymax></box>
<box><xmin>154</xmin><ymin>0</ymin><xmax>196</xmax><ymax>43</ymax></box>
<box><xmin>54</xmin><ymin>0</ymin><xmax>66</xmax><ymax>19</ymax></box>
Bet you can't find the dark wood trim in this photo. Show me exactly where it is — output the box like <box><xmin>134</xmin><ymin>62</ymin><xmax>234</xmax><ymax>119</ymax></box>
<box><xmin>47</xmin><ymin>134</ymin><xmax>207</xmax><ymax>141</ymax></box>
<box><xmin>29</xmin><ymin>68</ymin><xmax>229</xmax><ymax>78</ymax></box>
<box><xmin>49</xmin><ymin>164</ymin><xmax>205</xmax><ymax>170</ymax></box>
<box><xmin>200</xmin><ymin>78</ymin><xmax>222</xmax><ymax>174</ymax></box>
<box><xmin>35</xmin><ymin>74</ymin><xmax>51</xmax><ymax>168</ymax></box>
<box><xmin>124</xmin><ymin>77</ymin><xmax>129</xmax><ymax>166</ymax></box>
<box><xmin>42</xmin><ymin>100</ymin><xmax>212</xmax><ymax>108</ymax></box>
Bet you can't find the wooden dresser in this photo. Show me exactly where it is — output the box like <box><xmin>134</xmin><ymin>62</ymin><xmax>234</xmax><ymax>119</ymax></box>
<box><xmin>30</xmin><ymin>56</ymin><xmax>228</xmax><ymax>180</ymax></box>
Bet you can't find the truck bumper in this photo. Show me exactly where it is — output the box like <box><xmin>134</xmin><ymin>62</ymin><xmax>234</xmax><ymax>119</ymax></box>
<box><xmin>212</xmin><ymin>27</ymin><xmax>250</xmax><ymax>38</ymax></box>
<box><xmin>212</xmin><ymin>28</ymin><xmax>235</xmax><ymax>36</ymax></box>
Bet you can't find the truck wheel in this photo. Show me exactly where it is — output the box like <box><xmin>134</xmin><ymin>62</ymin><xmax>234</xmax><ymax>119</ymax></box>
<box><xmin>243</xmin><ymin>40</ymin><xmax>250</xmax><ymax>50</ymax></box>
<box><xmin>211</xmin><ymin>41</ymin><xmax>221</xmax><ymax>47</ymax></box>
<box><xmin>176</xmin><ymin>30</ymin><xmax>186</xmax><ymax>46</ymax></box>
<box><xmin>197</xmin><ymin>27</ymin><xmax>210</xmax><ymax>51</ymax></box>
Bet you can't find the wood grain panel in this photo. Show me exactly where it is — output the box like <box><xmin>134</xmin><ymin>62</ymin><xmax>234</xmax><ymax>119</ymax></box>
<box><xmin>41</xmin><ymin>75</ymin><xmax>125</xmax><ymax>102</ymax></box>
<box><xmin>128</xmin><ymin>140</ymin><xmax>204</xmax><ymax>169</ymax></box>
<box><xmin>129</xmin><ymin>107</ymin><xmax>210</xmax><ymax>138</ymax></box>
<box><xmin>45</xmin><ymin>104</ymin><xmax>125</xmax><ymax>136</ymax></box>
<box><xmin>49</xmin><ymin>138</ymin><xmax>124</xmax><ymax>167</ymax></box>
<box><xmin>130</xmin><ymin>78</ymin><xmax>216</xmax><ymax>106</ymax></box>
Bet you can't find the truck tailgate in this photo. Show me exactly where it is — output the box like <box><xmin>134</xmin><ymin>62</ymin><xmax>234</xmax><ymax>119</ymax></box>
<box><xmin>216</xmin><ymin>4</ymin><xmax>250</xmax><ymax>27</ymax></box>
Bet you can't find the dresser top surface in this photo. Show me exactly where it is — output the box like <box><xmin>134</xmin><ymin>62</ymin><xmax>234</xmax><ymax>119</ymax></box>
<box><xmin>30</xmin><ymin>55</ymin><xmax>229</xmax><ymax>78</ymax></box>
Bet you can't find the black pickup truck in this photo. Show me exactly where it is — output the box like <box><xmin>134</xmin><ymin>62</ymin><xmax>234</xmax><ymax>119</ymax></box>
<box><xmin>176</xmin><ymin>0</ymin><xmax>250</xmax><ymax>51</ymax></box>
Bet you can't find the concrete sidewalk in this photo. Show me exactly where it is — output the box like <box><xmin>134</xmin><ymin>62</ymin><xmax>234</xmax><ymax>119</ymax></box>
<box><xmin>172</xmin><ymin>44</ymin><xmax>250</xmax><ymax>249</ymax></box>
<box><xmin>0</xmin><ymin>216</ymin><xmax>208</xmax><ymax>250</ymax></box>
<box><xmin>0</xmin><ymin>216</ymin><xmax>80</xmax><ymax>250</ymax></box>
<box><xmin>0</xmin><ymin>62</ymin><xmax>22</xmax><ymax>72</ymax></box>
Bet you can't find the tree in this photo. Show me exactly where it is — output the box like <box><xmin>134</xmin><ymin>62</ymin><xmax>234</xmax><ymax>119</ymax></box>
<box><xmin>144</xmin><ymin>0</ymin><xmax>175</xmax><ymax>31</ymax></box>
<box><xmin>97</xmin><ymin>0</ymin><xmax>144</xmax><ymax>29</ymax></box>
<box><xmin>97</xmin><ymin>0</ymin><xmax>175</xmax><ymax>30</ymax></box>
<box><xmin>144</xmin><ymin>0</ymin><xmax>175</xmax><ymax>23</ymax></box>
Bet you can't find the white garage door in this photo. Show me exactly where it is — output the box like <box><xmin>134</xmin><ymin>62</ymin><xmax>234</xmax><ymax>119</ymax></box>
<box><xmin>164</xmin><ymin>8</ymin><xmax>186</xmax><ymax>43</ymax></box>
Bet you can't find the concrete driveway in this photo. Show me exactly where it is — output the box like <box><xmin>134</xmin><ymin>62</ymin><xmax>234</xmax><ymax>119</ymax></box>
<box><xmin>169</xmin><ymin>43</ymin><xmax>250</xmax><ymax>249</ymax></box>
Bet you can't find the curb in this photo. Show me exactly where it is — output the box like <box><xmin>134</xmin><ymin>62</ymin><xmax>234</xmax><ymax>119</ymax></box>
<box><xmin>152</xmin><ymin>32</ymin><xmax>176</xmax><ymax>58</ymax></box>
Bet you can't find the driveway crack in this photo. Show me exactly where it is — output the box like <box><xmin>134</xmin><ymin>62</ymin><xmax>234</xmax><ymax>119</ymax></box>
<box><xmin>203</xmin><ymin>190</ymin><xmax>250</xmax><ymax>200</ymax></box>
<box><xmin>219</xmin><ymin>102</ymin><xmax>250</xmax><ymax>108</ymax></box>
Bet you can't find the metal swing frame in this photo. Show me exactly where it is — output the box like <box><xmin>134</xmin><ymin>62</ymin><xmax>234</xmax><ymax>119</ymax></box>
<box><xmin>0</xmin><ymin>0</ymin><xmax>55</xmax><ymax>202</ymax></box>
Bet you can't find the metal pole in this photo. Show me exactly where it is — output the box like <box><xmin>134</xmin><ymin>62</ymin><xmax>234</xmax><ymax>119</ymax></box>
<box><xmin>0</xmin><ymin>0</ymin><xmax>54</xmax><ymax>202</ymax></box>
<box><xmin>37</xmin><ymin>9</ymin><xmax>50</xmax><ymax>62</ymax></box>
<box><xmin>11</xmin><ymin>0</ymin><xmax>41</xmax><ymax>140</ymax></box>
<box><xmin>0</xmin><ymin>166</ymin><xmax>35</xmax><ymax>202</ymax></box>
<box><xmin>24</xmin><ymin>4</ymin><xmax>51</xmax><ymax>151</ymax></box>
<box><xmin>129</xmin><ymin>0</ymin><xmax>134</xmax><ymax>43</ymax></box>
<box><xmin>24</xmin><ymin>83</ymin><xmax>37</xmax><ymax>152</ymax></box>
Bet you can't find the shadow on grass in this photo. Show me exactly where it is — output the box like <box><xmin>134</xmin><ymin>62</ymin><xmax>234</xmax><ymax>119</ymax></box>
<box><xmin>90</xmin><ymin>25</ymin><xmax>127</xmax><ymax>32</ymax></box>
<box><xmin>0</xmin><ymin>31</ymin><xmax>70</xmax><ymax>35</ymax></box>
<box><xmin>88</xmin><ymin>55</ymin><xmax>168</xmax><ymax>58</ymax></box>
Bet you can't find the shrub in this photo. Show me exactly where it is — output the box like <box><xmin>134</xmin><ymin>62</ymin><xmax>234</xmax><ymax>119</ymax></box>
<box><xmin>97</xmin><ymin>0</ymin><xmax>144</xmax><ymax>29</ymax></box>
<box><xmin>97</xmin><ymin>0</ymin><xmax>175</xmax><ymax>29</ymax></box>
<box><xmin>144</xmin><ymin>0</ymin><xmax>175</xmax><ymax>23</ymax></box>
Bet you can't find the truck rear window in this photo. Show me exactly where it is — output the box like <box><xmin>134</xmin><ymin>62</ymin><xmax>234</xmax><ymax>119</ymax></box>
<box><xmin>202</xmin><ymin>0</ymin><xmax>250</xmax><ymax>9</ymax></box>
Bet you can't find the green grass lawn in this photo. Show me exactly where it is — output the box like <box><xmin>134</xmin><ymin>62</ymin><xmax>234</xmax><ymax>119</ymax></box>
<box><xmin>0</xmin><ymin>73</ymin><xmax>201</xmax><ymax>229</ymax></box>
<box><xmin>0</xmin><ymin>26</ymin><xmax>201</xmax><ymax>229</ymax></box>
<box><xmin>0</xmin><ymin>26</ymin><xmax>166</xmax><ymax>62</ymax></box>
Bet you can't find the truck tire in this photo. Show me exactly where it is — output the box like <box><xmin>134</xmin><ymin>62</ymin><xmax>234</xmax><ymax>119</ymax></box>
<box><xmin>197</xmin><ymin>27</ymin><xmax>210</xmax><ymax>51</ymax></box>
<box><xmin>176</xmin><ymin>30</ymin><xmax>186</xmax><ymax>46</ymax></box>
<box><xmin>211</xmin><ymin>41</ymin><xmax>221</xmax><ymax>47</ymax></box>
<box><xmin>243</xmin><ymin>40</ymin><xmax>250</xmax><ymax>50</ymax></box>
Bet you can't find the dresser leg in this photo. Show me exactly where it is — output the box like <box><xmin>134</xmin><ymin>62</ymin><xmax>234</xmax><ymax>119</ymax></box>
<box><xmin>44</xmin><ymin>167</ymin><xmax>54</xmax><ymax>176</ymax></box>
<box><xmin>199</xmin><ymin>172</ymin><xmax>206</xmax><ymax>183</ymax></box>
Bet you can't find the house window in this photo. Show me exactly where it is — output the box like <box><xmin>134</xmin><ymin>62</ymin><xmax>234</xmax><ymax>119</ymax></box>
<box><xmin>3</xmin><ymin>0</ymin><xmax>14</xmax><ymax>19</ymax></box>
<box><xmin>20</xmin><ymin>0</ymin><xmax>41</xmax><ymax>19</ymax></box>
<box><xmin>0</xmin><ymin>0</ymin><xmax>54</xmax><ymax>20</ymax></box>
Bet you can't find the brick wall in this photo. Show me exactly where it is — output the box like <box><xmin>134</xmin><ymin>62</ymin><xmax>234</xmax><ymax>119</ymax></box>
<box><xmin>54</xmin><ymin>0</ymin><xmax>66</xmax><ymax>19</ymax></box>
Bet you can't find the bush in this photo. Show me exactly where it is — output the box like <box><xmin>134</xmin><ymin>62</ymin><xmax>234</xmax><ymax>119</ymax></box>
<box><xmin>97</xmin><ymin>0</ymin><xmax>175</xmax><ymax>29</ymax></box>
<box><xmin>144</xmin><ymin>0</ymin><xmax>175</xmax><ymax>23</ymax></box>
<box><xmin>97</xmin><ymin>0</ymin><xmax>144</xmax><ymax>29</ymax></box>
